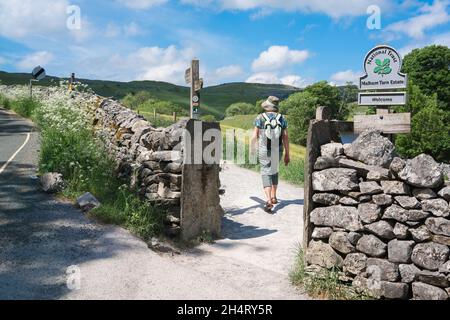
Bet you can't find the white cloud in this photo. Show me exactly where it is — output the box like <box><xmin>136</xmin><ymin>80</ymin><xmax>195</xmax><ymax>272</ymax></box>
<box><xmin>104</xmin><ymin>22</ymin><xmax>142</xmax><ymax>38</ymax></box>
<box><xmin>16</xmin><ymin>51</ymin><xmax>54</xmax><ymax>70</ymax></box>
<box><xmin>399</xmin><ymin>31</ymin><xmax>450</xmax><ymax>56</ymax></box>
<box><xmin>181</xmin><ymin>0</ymin><xmax>390</xmax><ymax>18</ymax></box>
<box><xmin>0</xmin><ymin>0</ymin><xmax>69</xmax><ymax>39</ymax></box>
<box><xmin>385</xmin><ymin>0</ymin><xmax>450</xmax><ymax>39</ymax></box>
<box><xmin>0</xmin><ymin>56</ymin><xmax>6</xmax><ymax>65</ymax></box>
<box><xmin>109</xmin><ymin>45</ymin><xmax>195</xmax><ymax>84</ymax></box>
<box><xmin>214</xmin><ymin>65</ymin><xmax>243</xmax><ymax>78</ymax></box>
<box><xmin>330</xmin><ymin>69</ymin><xmax>363</xmax><ymax>85</ymax></box>
<box><xmin>280</xmin><ymin>75</ymin><xmax>308</xmax><ymax>88</ymax></box>
<box><xmin>246</xmin><ymin>72</ymin><xmax>308</xmax><ymax>88</ymax></box>
<box><xmin>118</xmin><ymin>0</ymin><xmax>168</xmax><ymax>9</ymax></box>
<box><xmin>252</xmin><ymin>46</ymin><xmax>309</xmax><ymax>71</ymax></box>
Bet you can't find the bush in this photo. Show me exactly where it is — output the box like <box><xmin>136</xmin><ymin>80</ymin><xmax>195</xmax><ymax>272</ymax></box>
<box><xmin>10</xmin><ymin>96</ymin><xmax>40</xmax><ymax>118</ymax></box>
<box><xmin>0</xmin><ymin>94</ymin><xmax>12</xmax><ymax>109</ymax></box>
<box><xmin>201</xmin><ymin>114</ymin><xmax>217</xmax><ymax>122</ymax></box>
<box><xmin>280</xmin><ymin>91</ymin><xmax>319</xmax><ymax>145</ymax></box>
<box><xmin>225</xmin><ymin>102</ymin><xmax>258</xmax><ymax>117</ymax></box>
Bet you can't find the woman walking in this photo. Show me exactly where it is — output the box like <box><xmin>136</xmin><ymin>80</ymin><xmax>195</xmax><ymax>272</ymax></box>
<box><xmin>251</xmin><ymin>96</ymin><xmax>290</xmax><ymax>213</ymax></box>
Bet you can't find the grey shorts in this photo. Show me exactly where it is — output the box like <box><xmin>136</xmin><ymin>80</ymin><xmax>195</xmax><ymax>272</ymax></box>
<box><xmin>262</xmin><ymin>173</ymin><xmax>279</xmax><ymax>188</ymax></box>
<box><xmin>259</xmin><ymin>147</ymin><xmax>283</xmax><ymax>187</ymax></box>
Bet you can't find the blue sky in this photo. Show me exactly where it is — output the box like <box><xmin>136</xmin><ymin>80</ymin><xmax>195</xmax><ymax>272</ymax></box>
<box><xmin>0</xmin><ymin>0</ymin><xmax>449</xmax><ymax>87</ymax></box>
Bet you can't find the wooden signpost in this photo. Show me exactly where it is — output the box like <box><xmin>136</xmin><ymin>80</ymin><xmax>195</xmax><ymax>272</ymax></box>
<box><xmin>69</xmin><ymin>73</ymin><xmax>75</xmax><ymax>91</ymax></box>
<box><xmin>358</xmin><ymin>45</ymin><xmax>410</xmax><ymax>135</ymax></box>
<box><xmin>185</xmin><ymin>59</ymin><xmax>203</xmax><ymax>119</ymax></box>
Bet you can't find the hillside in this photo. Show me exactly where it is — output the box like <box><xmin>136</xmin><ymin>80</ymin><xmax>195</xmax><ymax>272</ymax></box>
<box><xmin>0</xmin><ymin>71</ymin><xmax>300</xmax><ymax>119</ymax></box>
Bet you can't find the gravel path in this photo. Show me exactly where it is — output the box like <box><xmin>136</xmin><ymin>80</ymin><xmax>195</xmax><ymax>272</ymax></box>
<box><xmin>0</xmin><ymin>108</ymin><xmax>307</xmax><ymax>300</ymax></box>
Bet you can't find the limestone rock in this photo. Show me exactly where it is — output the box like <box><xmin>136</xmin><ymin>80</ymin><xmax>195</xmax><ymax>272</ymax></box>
<box><xmin>358</xmin><ymin>203</ymin><xmax>381</xmax><ymax>224</ymax></box>
<box><xmin>329</xmin><ymin>232</ymin><xmax>355</xmax><ymax>254</ymax></box>
<box><xmin>399</xmin><ymin>264</ymin><xmax>421</xmax><ymax>283</ymax></box>
<box><xmin>344</xmin><ymin>129</ymin><xmax>395</xmax><ymax>168</ymax></box>
<box><xmin>439</xmin><ymin>261</ymin><xmax>450</xmax><ymax>274</ymax></box>
<box><xmin>40</xmin><ymin>172</ymin><xmax>64</xmax><ymax>193</ymax></box>
<box><xmin>393</xmin><ymin>223</ymin><xmax>409</xmax><ymax>239</ymax></box>
<box><xmin>310</xmin><ymin>205</ymin><xmax>363</xmax><ymax>231</ymax></box>
<box><xmin>432</xmin><ymin>235</ymin><xmax>450</xmax><ymax>246</ymax></box>
<box><xmin>421</xmin><ymin>199</ymin><xmax>450</xmax><ymax>217</ymax></box>
<box><xmin>305</xmin><ymin>240</ymin><xmax>343</xmax><ymax>269</ymax></box>
<box><xmin>311</xmin><ymin>227</ymin><xmax>333</xmax><ymax>239</ymax></box>
<box><xmin>347</xmin><ymin>232</ymin><xmax>362</xmax><ymax>245</ymax></box>
<box><xmin>339</xmin><ymin>197</ymin><xmax>359</xmax><ymax>206</ymax></box>
<box><xmin>388</xmin><ymin>239</ymin><xmax>415</xmax><ymax>263</ymax></box>
<box><xmin>383</xmin><ymin>204</ymin><xmax>408</xmax><ymax>222</ymax></box>
<box><xmin>314</xmin><ymin>156</ymin><xmax>338</xmax><ymax>170</ymax></box>
<box><xmin>365</xmin><ymin>221</ymin><xmax>395</xmax><ymax>240</ymax></box>
<box><xmin>372</xmin><ymin>194</ymin><xmax>393</xmax><ymax>206</ymax></box>
<box><xmin>415</xmin><ymin>270</ymin><xmax>450</xmax><ymax>288</ymax></box>
<box><xmin>438</xmin><ymin>186</ymin><xmax>450</xmax><ymax>201</ymax></box>
<box><xmin>389</xmin><ymin>157</ymin><xmax>406</xmax><ymax>176</ymax></box>
<box><xmin>381</xmin><ymin>181</ymin><xmax>410</xmax><ymax>196</ymax></box>
<box><xmin>76</xmin><ymin>192</ymin><xmax>101</xmax><ymax>212</ymax></box>
<box><xmin>312</xmin><ymin>193</ymin><xmax>341</xmax><ymax>205</ymax></box>
<box><xmin>367</xmin><ymin>170</ymin><xmax>390</xmax><ymax>181</ymax></box>
<box><xmin>312</xmin><ymin>168</ymin><xmax>359</xmax><ymax>192</ymax></box>
<box><xmin>412</xmin><ymin>282</ymin><xmax>448</xmax><ymax>300</ymax></box>
<box><xmin>410</xmin><ymin>225</ymin><xmax>432</xmax><ymax>242</ymax></box>
<box><xmin>406</xmin><ymin>210</ymin><xmax>430</xmax><ymax>221</ymax></box>
<box><xmin>359</xmin><ymin>181</ymin><xmax>382</xmax><ymax>195</ymax></box>
<box><xmin>320</xmin><ymin>143</ymin><xmax>344</xmax><ymax>158</ymax></box>
<box><xmin>425</xmin><ymin>217</ymin><xmax>450</xmax><ymax>237</ymax></box>
<box><xmin>395</xmin><ymin>196</ymin><xmax>420</xmax><ymax>209</ymax></box>
<box><xmin>366</xmin><ymin>258</ymin><xmax>399</xmax><ymax>281</ymax></box>
<box><xmin>398</xmin><ymin>154</ymin><xmax>444</xmax><ymax>189</ymax></box>
<box><xmin>338</xmin><ymin>158</ymin><xmax>390</xmax><ymax>179</ymax></box>
<box><xmin>343</xmin><ymin>253</ymin><xmax>367</xmax><ymax>276</ymax></box>
<box><xmin>356</xmin><ymin>235</ymin><xmax>387</xmax><ymax>257</ymax></box>
<box><xmin>412</xmin><ymin>188</ymin><xmax>437</xmax><ymax>200</ymax></box>
<box><xmin>411</xmin><ymin>242</ymin><xmax>449</xmax><ymax>271</ymax></box>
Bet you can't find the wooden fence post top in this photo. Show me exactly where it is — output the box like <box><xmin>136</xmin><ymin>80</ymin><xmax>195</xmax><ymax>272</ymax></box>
<box><xmin>316</xmin><ymin>106</ymin><xmax>331</xmax><ymax>120</ymax></box>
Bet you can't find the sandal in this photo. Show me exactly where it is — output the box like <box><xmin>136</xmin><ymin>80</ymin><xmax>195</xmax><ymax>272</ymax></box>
<box><xmin>264</xmin><ymin>201</ymin><xmax>273</xmax><ymax>213</ymax></box>
<box><xmin>271</xmin><ymin>197</ymin><xmax>279</xmax><ymax>204</ymax></box>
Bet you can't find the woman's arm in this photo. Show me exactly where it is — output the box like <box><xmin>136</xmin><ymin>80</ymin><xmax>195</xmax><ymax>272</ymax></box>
<box><xmin>250</xmin><ymin>127</ymin><xmax>259</xmax><ymax>154</ymax></box>
<box><xmin>282</xmin><ymin>129</ymin><xmax>290</xmax><ymax>166</ymax></box>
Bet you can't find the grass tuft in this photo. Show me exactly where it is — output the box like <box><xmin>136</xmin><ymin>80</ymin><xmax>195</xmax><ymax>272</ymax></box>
<box><xmin>290</xmin><ymin>247</ymin><xmax>372</xmax><ymax>300</ymax></box>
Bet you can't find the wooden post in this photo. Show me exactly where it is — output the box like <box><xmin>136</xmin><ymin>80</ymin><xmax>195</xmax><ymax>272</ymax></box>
<box><xmin>69</xmin><ymin>73</ymin><xmax>75</xmax><ymax>91</ymax></box>
<box><xmin>190</xmin><ymin>59</ymin><xmax>200</xmax><ymax>120</ymax></box>
<box><xmin>153</xmin><ymin>109</ymin><xmax>156</xmax><ymax>118</ymax></box>
<box><xmin>173</xmin><ymin>112</ymin><xmax>177</xmax><ymax>122</ymax></box>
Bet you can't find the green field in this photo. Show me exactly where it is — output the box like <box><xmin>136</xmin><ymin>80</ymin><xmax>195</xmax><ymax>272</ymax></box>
<box><xmin>0</xmin><ymin>71</ymin><xmax>300</xmax><ymax>119</ymax></box>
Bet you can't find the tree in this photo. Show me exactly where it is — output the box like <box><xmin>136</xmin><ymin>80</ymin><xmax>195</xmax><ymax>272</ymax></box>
<box><xmin>225</xmin><ymin>102</ymin><xmax>258</xmax><ymax>117</ymax></box>
<box><xmin>402</xmin><ymin>45</ymin><xmax>450</xmax><ymax>111</ymax></box>
<box><xmin>395</xmin><ymin>84</ymin><xmax>450</xmax><ymax>162</ymax></box>
<box><xmin>304</xmin><ymin>81</ymin><xmax>342</xmax><ymax>119</ymax></box>
<box><xmin>338</xmin><ymin>82</ymin><xmax>359</xmax><ymax>120</ymax></box>
<box><xmin>201</xmin><ymin>114</ymin><xmax>217</xmax><ymax>122</ymax></box>
<box><xmin>121</xmin><ymin>91</ymin><xmax>156</xmax><ymax>110</ymax></box>
<box><xmin>279</xmin><ymin>91</ymin><xmax>319</xmax><ymax>145</ymax></box>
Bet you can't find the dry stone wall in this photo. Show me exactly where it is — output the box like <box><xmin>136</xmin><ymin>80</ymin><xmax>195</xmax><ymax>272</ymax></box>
<box><xmin>305</xmin><ymin>129</ymin><xmax>450</xmax><ymax>300</ymax></box>
<box><xmin>0</xmin><ymin>85</ymin><xmax>223</xmax><ymax>240</ymax></box>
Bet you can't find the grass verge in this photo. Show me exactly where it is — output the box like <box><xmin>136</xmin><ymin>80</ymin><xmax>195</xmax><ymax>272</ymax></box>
<box><xmin>290</xmin><ymin>248</ymin><xmax>372</xmax><ymax>300</ymax></box>
<box><xmin>5</xmin><ymin>92</ymin><xmax>165</xmax><ymax>241</ymax></box>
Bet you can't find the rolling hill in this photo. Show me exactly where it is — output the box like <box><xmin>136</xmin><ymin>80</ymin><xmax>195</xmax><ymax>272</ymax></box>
<box><xmin>0</xmin><ymin>71</ymin><xmax>300</xmax><ymax>119</ymax></box>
